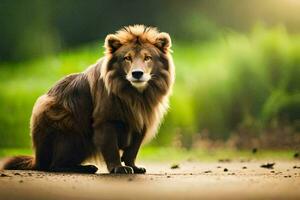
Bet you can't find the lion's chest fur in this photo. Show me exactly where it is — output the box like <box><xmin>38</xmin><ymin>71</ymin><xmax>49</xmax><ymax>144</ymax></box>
<box><xmin>91</xmin><ymin>85</ymin><xmax>168</xmax><ymax>143</ymax></box>
<box><xmin>114</xmin><ymin>95</ymin><xmax>168</xmax><ymax>143</ymax></box>
<box><xmin>116</xmin><ymin>96</ymin><xmax>155</xmax><ymax>132</ymax></box>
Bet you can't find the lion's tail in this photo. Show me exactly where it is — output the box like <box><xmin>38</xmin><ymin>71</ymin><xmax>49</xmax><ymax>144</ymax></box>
<box><xmin>2</xmin><ymin>156</ymin><xmax>35</xmax><ymax>170</ymax></box>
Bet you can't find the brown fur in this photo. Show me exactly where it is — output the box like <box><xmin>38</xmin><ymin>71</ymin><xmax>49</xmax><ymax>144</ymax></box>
<box><xmin>2</xmin><ymin>25</ymin><xmax>175</xmax><ymax>174</ymax></box>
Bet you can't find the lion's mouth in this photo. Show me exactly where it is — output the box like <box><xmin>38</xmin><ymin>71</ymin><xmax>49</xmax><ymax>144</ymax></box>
<box><xmin>130</xmin><ymin>80</ymin><xmax>147</xmax><ymax>86</ymax></box>
<box><xmin>129</xmin><ymin>80</ymin><xmax>148</xmax><ymax>92</ymax></box>
<box><xmin>131</xmin><ymin>80</ymin><xmax>145</xmax><ymax>83</ymax></box>
<box><xmin>127</xmin><ymin>77</ymin><xmax>148</xmax><ymax>84</ymax></box>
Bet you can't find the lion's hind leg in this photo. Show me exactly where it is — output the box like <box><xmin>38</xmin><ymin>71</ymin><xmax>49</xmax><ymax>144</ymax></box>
<box><xmin>49</xmin><ymin>133</ymin><xmax>97</xmax><ymax>174</ymax></box>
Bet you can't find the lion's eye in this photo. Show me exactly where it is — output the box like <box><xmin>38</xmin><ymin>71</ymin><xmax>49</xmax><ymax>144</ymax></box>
<box><xmin>124</xmin><ymin>56</ymin><xmax>132</xmax><ymax>62</ymax></box>
<box><xmin>144</xmin><ymin>56</ymin><xmax>152</xmax><ymax>61</ymax></box>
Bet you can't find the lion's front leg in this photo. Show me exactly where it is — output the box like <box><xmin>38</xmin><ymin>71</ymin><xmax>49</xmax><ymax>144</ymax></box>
<box><xmin>121</xmin><ymin>131</ymin><xmax>146</xmax><ymax>174</ymax></box>
<box><xmin>93</xmin><ymin>123</ymin><xmax>134</xmax><ymax>174</ymax></box>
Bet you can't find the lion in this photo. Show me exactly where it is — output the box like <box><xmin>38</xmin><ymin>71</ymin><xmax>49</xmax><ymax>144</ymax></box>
<box><xmin>2</xmin><ymin>25</ymin><xmax>175</xmax><ymax>174</ymax></box>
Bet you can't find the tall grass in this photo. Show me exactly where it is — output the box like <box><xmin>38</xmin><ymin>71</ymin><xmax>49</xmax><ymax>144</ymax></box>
<box><xmin>0</xmin><ymin>26</ymin><xmax>299</xmax><ymax>148</ymax></box>
<box><xmin>159</xmin><ymin>25</ymin><xmax>300</xmax><ymax>147</ymax></box>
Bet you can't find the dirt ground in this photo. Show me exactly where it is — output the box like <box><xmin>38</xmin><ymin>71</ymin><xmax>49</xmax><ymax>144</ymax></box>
<box><xmin>0</xmin><ymin>161</ymin><xmax>300</xmax><ymax>200</ymax></box>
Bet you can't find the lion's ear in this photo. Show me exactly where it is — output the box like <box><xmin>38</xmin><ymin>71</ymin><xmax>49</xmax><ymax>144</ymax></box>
<box><xmin>155</xmin><ymin>32</ymin><xmax>171</xmax><ymax>53</ymax></box>
<box><xmin>105</xmin><ymin>34</ymin><xmax>122</xmax><ymax>53</ymax></box>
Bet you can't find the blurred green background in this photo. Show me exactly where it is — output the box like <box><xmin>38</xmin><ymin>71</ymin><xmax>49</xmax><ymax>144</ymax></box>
<box><xmin>0</xmin><ymin>0</ymin><xmax>299</xmax><ymax>156</ymax></box>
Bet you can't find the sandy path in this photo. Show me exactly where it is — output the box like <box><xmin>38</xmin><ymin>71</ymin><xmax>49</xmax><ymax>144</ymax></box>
<box><xmin>0</xmin><ymin>161</ymin><xmax>300</xmax><ymax>200</ymax></box>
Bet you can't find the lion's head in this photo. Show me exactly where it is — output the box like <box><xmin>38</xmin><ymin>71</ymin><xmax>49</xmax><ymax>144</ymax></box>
<box><xmin>101</xmin><ymin>25</ymin><xmax>174</xmax><ymax>99</ymax></box>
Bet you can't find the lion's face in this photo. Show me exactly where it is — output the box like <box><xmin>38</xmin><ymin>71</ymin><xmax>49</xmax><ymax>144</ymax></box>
<box><xmin>102</xmin><ymin>25</ymin><xmax>174</xmax><ymax>96</ymax></box>
<box><xmin>123</xmin><ymin>44</ymin><xmax>154</xmax><ymax>90</ymax></box>
<box><xmin>113</xmin><ymin>43</ymin><xmax>170</xmax><ymax>92</ymax></box>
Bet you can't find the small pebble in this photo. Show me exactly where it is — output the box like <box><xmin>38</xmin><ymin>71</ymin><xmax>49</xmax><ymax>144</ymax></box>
<box><xmin>260</xmin><ymin>163</ymin><xmax>275</xmax><ymax>169</ymax></box>
<box><xmin>224</xmin><ymin>168</ymin><xmax>228</xmax><ymax>172</ymax></box>
<box><xmin>170</xmin><ymin>164</ymin><xmax>180</xmax><ymax>169</ymax></box>
<box><xmin>218</xmin><ymin>159</ymin><xmax>231</xmax><ymax>163</ymax></box>
<box><xmin>0</xmin><ymin>173</ymin><xmax>9</xmax><ymax>177</ymax></box>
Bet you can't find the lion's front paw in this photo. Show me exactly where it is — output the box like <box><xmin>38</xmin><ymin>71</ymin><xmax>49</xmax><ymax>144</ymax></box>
<box><xmin>82</xmin><ymin>165</ymin><xmax>99</xmax><ymax>174</ymax></box>
<box><xmin>131</xmin><ymin>166</ymin><xmax>146</xmax><ymax>174</ymax></box>
<box><xmin>110</xmin><ymin>166</ymin><xmax>134</xmax><ymax>174</ymax></box>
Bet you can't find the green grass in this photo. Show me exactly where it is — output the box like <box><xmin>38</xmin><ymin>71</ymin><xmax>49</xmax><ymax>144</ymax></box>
<box><xmin>0</xmin><ymin>147</ymin><xmax>296</xmax><ymax>162</ymax></box>
<box><xmin>138</xmin><ymin>147</ymin><xmax>296</xmax><ymax>162</ymax></box>
<box><xmin>0</xmin><ymin>148</ymin><xmax>33</xmax><ymax>158</ymax></box>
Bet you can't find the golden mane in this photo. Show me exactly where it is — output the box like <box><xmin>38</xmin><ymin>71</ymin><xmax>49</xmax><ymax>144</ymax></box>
<box><xmin>114</xmin><ymin>24</ymin><xmax>160</xmax><ymax>45</ymax></box>
<box><xmin>104</xmin><ymin>25</ymin><xmax>172</xmax><ymax>55</ymax></box>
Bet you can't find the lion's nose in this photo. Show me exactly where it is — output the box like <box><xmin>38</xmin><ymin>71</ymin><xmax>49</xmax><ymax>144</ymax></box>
<box><xmin>132</xmin><ymin>70</ymin><xmax>144</xmax><ymax>79</ymax></box>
